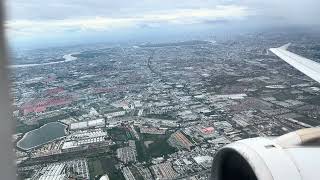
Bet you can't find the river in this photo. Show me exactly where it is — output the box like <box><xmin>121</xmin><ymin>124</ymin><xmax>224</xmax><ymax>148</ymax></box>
<box><xmin>9</xmin><ymin>53</ymin><xmax>78</xmax><ymax>68</ymax></box>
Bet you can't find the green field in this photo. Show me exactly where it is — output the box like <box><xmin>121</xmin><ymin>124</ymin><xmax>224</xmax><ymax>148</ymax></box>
<box><xmin>136</xmin><ymin>133</ymin><xmax>177</xmax><ymax>162</ymax></box>
<box><xmin>88</xmin><ymin>159</ymin><xmax>104</xmax><ymax>179</ymax></box>
<box><xmin>108</xmin><ymin>127</ymin><xmax>132</xmax><ymax>142</ymax></box>
<box><xmin>88</xmin><ymin>156</ymin><xmax>125</xmax><ymax>180</ymax></box>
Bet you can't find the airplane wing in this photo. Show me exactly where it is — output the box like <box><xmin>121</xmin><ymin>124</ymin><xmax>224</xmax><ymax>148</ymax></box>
<box><xmin>211</xmin><ymin>44</ymin><xmax>320</xmax><ymax>180</ymax></box>
<box><xmin>270</xmin><ymin>43</ymin><xmax>320</xmax><ymax>83</ymax></box>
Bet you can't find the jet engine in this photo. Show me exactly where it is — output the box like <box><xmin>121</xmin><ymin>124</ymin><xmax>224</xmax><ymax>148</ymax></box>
<box><xmin>211</xmin><ymin>128</ymin><xmax>320</xmax><ymax>180</ymax></box>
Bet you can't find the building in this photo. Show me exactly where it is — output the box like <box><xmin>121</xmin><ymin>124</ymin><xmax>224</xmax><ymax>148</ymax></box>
<box><xmin>140</xmin><ymin>126</ymin><xmax>166</xmax><ymax>135</ymax></box>
<box><xmin>61</xmin><ymin>129</ymin><xmax>111</xmax><ymax>152</ymax></box>
<box><xmin>117</xmin><ymin>146</ymin><xmax>137</xmax><ymax>164</ymax></box>
<box><xmin>70</xmin><ymin>118</ymin><xmax>105</xmax><ymax>130</ymax></box>
<box><xmin>122</xmin><ymin>167</ymin><xmax>136</xmax><ymax>180</ymax></box>
<box><xmin>31</xmin><ymin>159</ymin><xmax>89</xmax><ymax>180</ymax></box>
<box><xmin>168</xmin><ymin>131</ymin><xmax>194</xmax><ymax>150</ymax></box>
<box><xmin>151</xmin><ymin>162</ymin><xmax>178</xmax><ymax>179</ymax></box>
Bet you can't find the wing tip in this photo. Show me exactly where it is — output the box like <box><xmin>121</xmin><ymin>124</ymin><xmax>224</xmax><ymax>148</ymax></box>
<box><xmin>279</xmin><ymin>43</ymin><xmax>291</xmax><ymax>50</ymax></box>
<box><xmin>269</xmin><ymin>43</ymin><xmax>291</xmax><ymax>52</ymax></box>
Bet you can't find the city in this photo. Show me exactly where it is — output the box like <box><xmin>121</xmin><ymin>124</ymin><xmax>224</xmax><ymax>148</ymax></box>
<box><xmin>10</xmin><ymin>30</ymin><xmax>320</xmax><ymax>179</ymax></box>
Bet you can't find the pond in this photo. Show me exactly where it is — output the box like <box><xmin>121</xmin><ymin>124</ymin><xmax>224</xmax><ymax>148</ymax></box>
<box><xmin>17</xmin><ymin>122</ymin><xmax>67</xmax><ymax>150</ymax></box>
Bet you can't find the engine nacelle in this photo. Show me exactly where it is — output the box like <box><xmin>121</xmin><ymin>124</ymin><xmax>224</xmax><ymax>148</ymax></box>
<box><xmin>211</xmin><ymin>128</ymin><xmax>320</xmax><ymax>180</ymax></box>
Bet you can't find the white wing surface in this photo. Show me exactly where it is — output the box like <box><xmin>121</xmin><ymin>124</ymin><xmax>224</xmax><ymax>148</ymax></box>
<box><xmin>270</xmin><ymin>44</ymin><xmax>320</xmax><ymax>83</ymax></box>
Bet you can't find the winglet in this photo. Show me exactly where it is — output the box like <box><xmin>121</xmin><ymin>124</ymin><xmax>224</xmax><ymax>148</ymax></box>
<box><xmin>279</xmin><ymin>43</ymin><xmax>291</xmax><ymax>50</ymax></box>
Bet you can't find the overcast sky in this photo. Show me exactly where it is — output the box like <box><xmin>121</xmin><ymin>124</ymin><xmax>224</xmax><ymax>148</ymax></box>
<box><xmin>5</xmin><ymin>0</ymin><xmax>320</xmax><ymax>48</ymax></box>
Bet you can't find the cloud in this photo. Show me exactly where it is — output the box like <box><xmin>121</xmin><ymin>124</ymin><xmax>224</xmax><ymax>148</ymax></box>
<box><xmin>232</xmin><ymin>0</ymin><xmax>320</xmax><ymax>25</ymax></box>
<box><xmin>6</xmin><ymin>5</ymin><xmax>250</xmax><ymax>37</ymax></box>
<box><xmin>5</xmin><ymin>0</ymin><xmax>238</xmax><ymax>20</ymax></box>
<box><xmin>5</xmin><ymin>0</ymin><xmax>320</xmax><ymax>48</ymax></box>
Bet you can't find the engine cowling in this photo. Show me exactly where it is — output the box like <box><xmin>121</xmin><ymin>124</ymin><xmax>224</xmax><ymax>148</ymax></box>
<box><xmin>211</xmin><ymin>128</ymin><xmax>320</xmax><ymax>180</ymax></box>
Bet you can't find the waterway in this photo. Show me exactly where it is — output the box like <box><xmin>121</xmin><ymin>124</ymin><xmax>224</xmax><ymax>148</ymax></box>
<box><xmin>17</xmin><ymin>122</ymin><xmax>67</xmax><ymax>150</ymax></box>
<box><xmin>9</xmin><ymin>53</ymin><xmax>78</xmax><ymax>68</ymax></box>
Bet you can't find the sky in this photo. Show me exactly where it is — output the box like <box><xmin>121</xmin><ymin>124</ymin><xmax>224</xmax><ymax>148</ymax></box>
<box><xmin>4</xmin><ymin>0</ymin><xmax>320</xmax><ymax>49</ymax></box>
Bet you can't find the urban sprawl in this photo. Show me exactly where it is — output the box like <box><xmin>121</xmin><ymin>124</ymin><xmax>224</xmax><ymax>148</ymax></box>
<box><xmin>12</xmin><ymin>31</ymin><xmax>320</xmax><ymax>180</ymax></box>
